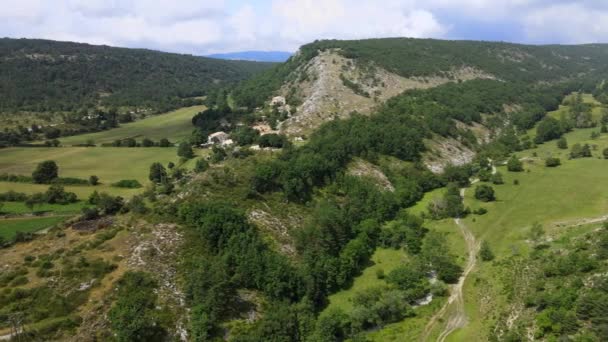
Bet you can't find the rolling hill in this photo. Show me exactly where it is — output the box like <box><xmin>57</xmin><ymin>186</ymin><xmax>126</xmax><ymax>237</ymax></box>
<box><xmin>0</xmin><ymin>38</ymin><xmax>274</xmax><ymax>113</ymax></box>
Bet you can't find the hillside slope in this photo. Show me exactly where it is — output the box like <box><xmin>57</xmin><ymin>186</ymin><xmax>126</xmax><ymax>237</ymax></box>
<box><xmin>231</xmin><ymin>38</ymin><xmax>608</xmax><ymax>137</ymax></box>
<box><xmin>0</xmin><ymin>38</ymin><xmax>274</xmax><ymax>113</ymax></box>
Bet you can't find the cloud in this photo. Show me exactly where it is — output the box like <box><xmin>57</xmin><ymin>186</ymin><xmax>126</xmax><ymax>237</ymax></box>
<box><xmin>1</xmin><ymin>0</ymin><xmax>608</xmax><ymax>55</ymax></box>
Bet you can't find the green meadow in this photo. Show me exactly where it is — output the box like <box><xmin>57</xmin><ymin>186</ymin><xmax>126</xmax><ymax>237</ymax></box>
<box><xmin>59</xmin><ymin>105</ymin><xmax>204</xmax><ymax>146</ymax></box>
<box><xmin>0</xmin><ymin>146</ymin><xmax>205</xmax><ymax>198</ymax></box>
<box><xmin>0</xmin><ymin>216</ymin><xmax>68</xmax><ymax>240</ymax></box>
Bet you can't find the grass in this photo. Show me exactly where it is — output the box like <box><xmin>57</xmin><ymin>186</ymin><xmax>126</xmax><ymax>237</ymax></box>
<box><xmin>325</xmin><ymin>248</ymin><xmax>408</xmax><ymax>312</ymax></box>
<box><xmin>0</xmin><ymin>216</ymin><xmax>67</xmax><ymax>240</ymax></box>
<box><xmin>1</xmin><ymin>201</ymin><xmax>87</xmax><ymax>215</ymax></box>
<box><xmin>444</xmin><ymin>96</ymin><xmax>608</xmax><ymax>341</ymax></box>
<box><xmin>59</xmin><ymin>105</ymin><xmax>204</xmax><ymax>145</ymax></box>
<box><xmin>0</xmin><ymin>146</ymin><xmax>206</xmax><ymax>197</ymax></box>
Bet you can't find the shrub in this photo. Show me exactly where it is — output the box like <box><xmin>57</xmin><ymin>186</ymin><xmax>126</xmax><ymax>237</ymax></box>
<box><xmin>557</xmin><ymin>137</ymin><xmax>568</xmax><ymax>149</ymax></box>
<box><xmin>474</xmin><ymin>185</ymin><xmax>496</xmax><ymax>202</ymax></box>
<box><xmin>194</xmin><ymin>159</ymin><xmax>210</xmax><ymax>173</ymax></box>
<box><xmin>491</xmin><ymin>172</ymin><xmax>504</xmax><ymax>185</ymax></box>
<box><xmin>507</xmin><ymin>156</ymin><xmax>523</xmax><ymax>172</ymax></box>
<box><xmin>112</xmin><ymin>179</ymin><xmax>142</xmax><ymax>189</ymax></box>
<box><xmin>177</xmin><ymin>142</ymin><xmax>195</xmax><ymax>159</ymax></box>
<box><xmin>473</xmin><ymin>207</ymin><xmax>488</xmax><ymax>215</ymax></box>
<box><xmin>545</xmin><ymin>157</ymin><xmax>561</xmax><ymax>167</ymax></box>
<box><xmin>89</xmin><ymin>175</ymin><xmax>99</xmax><ymax>186</ymax></box>
<box><xmin>479</xmin><ymin>240</ymin><xmax>495</xmax><ymax>261</ymax></box>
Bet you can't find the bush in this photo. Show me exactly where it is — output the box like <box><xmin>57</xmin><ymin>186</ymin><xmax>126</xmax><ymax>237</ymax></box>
<box><xmin>507</xmin><ymin>155</ymin><xmax>523</xmax><ymax>172</ymax></box>
<box><xmin>603</xmin><ymin>148</ymin><xmax>608</xmax><ymax>159</ymax></box>
<box><xmin>194</xmin><ymin>159</ymin><xmax>210</xmax><ymax>173</ymax></box>
<box><xmin>177</xmin><ymin>142</ymin><xmax>195</xmax><ymax>159</ymax></box>
<box><xmin>258</xmin><ymin>133</ymin><xmax>289</xmax><ymax>148</ymax></box>
<box><xmin>89</xmin><ymin>175</ymin><xmax>99</xmax><ymax>186</ymax></box>
<box><xmin>473</xmin><ymin>207</ymin><xmax>488</xmax><ymax>215</ymax></box>
<box><xmin>570</xmin><ymin>143</ymin><xmax>592</xmax><ymax>158</ymax></box>
<box><xmin>479</xmin><ymin>240</ymin><xmax>495</xmax><ymax>261</ymax></box>
<box><xmin>557</xmin><ymin>137</ymin><xmax>568</xmax><ymax>149</ymax></box>
<box><xmin>545</xmin><ymin>157</ymin><xmax>561</xmax><ymax>167</ymax></box>
<box><xmin>474</xmin><ymin>185</ymin><xmax>496</xmax><ymax>202</ymax></box>
<box><xmin>112</xmin><ymin>179</ymin><xmax>142</xmax><ymax>188</ymax></box>
<box><xmin>491</xmin><ymin>172</ymin><xmax>504</xmax><ymax>185</ymax></box>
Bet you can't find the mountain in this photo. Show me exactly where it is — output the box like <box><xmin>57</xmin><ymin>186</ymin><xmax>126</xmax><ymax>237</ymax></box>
<box><xmin>207</xmin><ymin>50</ymin><xmax>292</xmax><ymax>62</ymax></box>
<box><xmin>0</xmin><ymin>38</ymin><xmax>274</xmax><ymax>113</ymax></box>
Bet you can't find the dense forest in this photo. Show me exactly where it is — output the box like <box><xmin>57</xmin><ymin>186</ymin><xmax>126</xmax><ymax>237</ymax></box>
<box><xmin>0</xmin><ymin>38</ymin><xmax>274</xmax><ymax>113</ymax></box>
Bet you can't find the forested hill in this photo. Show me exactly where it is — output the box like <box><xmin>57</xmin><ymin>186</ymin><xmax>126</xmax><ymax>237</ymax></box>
<box><xmin>231</xmin><ymin>38</ymin><xmax>608</xmax><ymax>109</ymax></box>
<box><xmin>0</xmin><ymin>38</ymin><xmax>274</xmax><ymax>113</ymax></box>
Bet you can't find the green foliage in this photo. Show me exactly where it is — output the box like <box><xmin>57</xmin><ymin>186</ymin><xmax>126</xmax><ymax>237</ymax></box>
<box><xmin>258</xmin><ymin>133</ymin><xmax>290</xmax><ymax>148</ymax></box>
<box><xmin>557</xmin><ymin>136</ymin><xmax>568</xmax><ymax>149</ymax></box>
<box><xmin>194</xmin><ymin>159</ymin><xmax>210</xmax><ymax>173</ymax></box>
<box><xmin>544</xmin><ymin>157</ymin><xmax>561</xmax><ymax>167</ymax></box>
<box><xmin>535</xmin><ymin>117</ymin><xmax>564</xmax><ymax>144</ymax></box>
<box><xmin>491</xmin><ymin>172</ymin><xmax>504</xmax><ymax>185</ymax></box>
<box><xmin>428</xmin><ymin>183</ymin><xmax>466</xmax><ymax>219</ymax></box>
<box><xmin>177</xmin><ymin>142</ymin><xmax>195</xmax><ymax>159</ymax></box>
<box><xmin>88</xmin><ymin>175</ymin><xmax>99</xmax><ymax>186</ymax></box>
<box><xmin>32</xmin><ymin>160</ymin><xmax>58</xmax><ymax>183</ymax></box>
<box><xmin>148</xmin><ymin>162</ymin><xmax>167</xmax><ymax>183</ymax></box>
<box><xmin>111</xmin><ymin>179</ymin><xmax>142</xmax><ymax>188</ymax></box>
<box><xmin>0</xmin><ymin>38</ymin><xmax>273</xmax><ymax>113</ymax></box>
<box><xmin>231</xmin><ymin>126</ymin><xmax>260</xmax><ymax>146</ymax></box>
<box><xmin>570</xmin><ymin>143</ymin><xmax>592</xmax><ymax>159</ymax></box>
<box><xmin>108</xmin><ymin>272</ymin><xmax>167</xmax><ymax>342</ymax></box>
<box><xmin>479</xmin><ymin>240</ymin><xmax>495</xmax><ymax>261</ymax></box>
<box><xmin>474</xmin><ymin>184</ymin><xmax>496</xmax><ymax>202</ymax></box>
<box><xmin>507</xmin><ymin>155</ymin><xmax>524</xmax><ymax>172</ymax></box>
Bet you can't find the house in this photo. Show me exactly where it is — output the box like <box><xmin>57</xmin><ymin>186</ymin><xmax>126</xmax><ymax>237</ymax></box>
<box><xmin>201</xmin><ymin>131</ymin><xmax>231</xmax><ymax>148</ymax></box>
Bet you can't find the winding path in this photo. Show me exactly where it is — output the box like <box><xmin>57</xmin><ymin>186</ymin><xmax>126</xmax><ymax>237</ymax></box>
<box><xmin>422</xmin><ymin>165</ymin><xmax>494</xmax><ymax>341</ymax></box>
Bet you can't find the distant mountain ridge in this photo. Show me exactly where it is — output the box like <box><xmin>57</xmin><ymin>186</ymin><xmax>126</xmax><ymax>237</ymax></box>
<box><xmin>0</xmin><ymin>38</ymin><xmax>275</xmax><ymax>113</ymax></box>
<box><xmin>207</xmin><ymin>50</ymin><xmax>292</xmax><ymax>62</ymax></box>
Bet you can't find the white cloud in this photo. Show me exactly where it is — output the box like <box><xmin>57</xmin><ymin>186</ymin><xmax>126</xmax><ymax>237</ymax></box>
<box><xmin>1</xmin><ymin>0</ymin><xmax>608</xmax><ymax>54</ymax></box>
<box><xmin>523</xmin><ymin>2</ymin><xmax>608</xmax><ymax>44</ymax></box>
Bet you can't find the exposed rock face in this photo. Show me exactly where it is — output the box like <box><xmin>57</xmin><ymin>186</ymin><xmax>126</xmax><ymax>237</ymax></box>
<box><xmin>277</xmin><ymin>49</ymin><xmax>495</xmax><ymax>136</ymax></box>
<box><xmin>347</xmin><ymin>158</ymin><xmax>395</xmax><ymax>192</ymax></box>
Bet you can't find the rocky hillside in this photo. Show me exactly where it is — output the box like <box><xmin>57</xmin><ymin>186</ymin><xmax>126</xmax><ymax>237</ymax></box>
<box><xmin>227</xmin><ymin>38</ymin><xmax>608</xmax><ymax>171</ymax></box>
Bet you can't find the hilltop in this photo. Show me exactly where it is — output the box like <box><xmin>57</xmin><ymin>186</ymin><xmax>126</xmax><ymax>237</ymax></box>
<box><xmin>0</xmin><ymin>38</ymin><xmax>274</xmax><ymax>113</ymax></box>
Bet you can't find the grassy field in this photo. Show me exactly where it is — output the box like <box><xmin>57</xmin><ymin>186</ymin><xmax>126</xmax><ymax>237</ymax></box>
<box><xmin>0</xmin><ymin>216</ymin><xmax>68</xmax><ymax>240</ymax></box>
<box><xmin>444</xmin><ymin>95</ymin><xmax>608</xmax><ymax>341</ymax></box>
<box><xmin>59</xmin><ymin>105</ymin><xmax>204</xmax><ymax>145</ymax></box>
<box><xmin>0</xmin><ymin>146</ymin><xmax>206</xmax><ymax>198</ymax></box>
<box><xmin>1</xmin><ymin>201</ymin><xmax>86</xmax><ymax>215</ymax></box>
<box><xmin>325</xmin><ymin>248</ymin><xmax>408</xmax><ymax>312</ymax></box>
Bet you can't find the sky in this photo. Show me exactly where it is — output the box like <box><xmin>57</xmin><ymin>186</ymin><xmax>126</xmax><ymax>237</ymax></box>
<box><xmin>2</xmin><ymin>0</ymin><xmax>608</xmax><ymax>55</ymax></box>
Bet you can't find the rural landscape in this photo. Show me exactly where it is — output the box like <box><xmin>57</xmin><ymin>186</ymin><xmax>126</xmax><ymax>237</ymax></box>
<box><xmin>2</xmin><ymin>2</ymin><xmax>608</xmax><ymax>342</ymax></box>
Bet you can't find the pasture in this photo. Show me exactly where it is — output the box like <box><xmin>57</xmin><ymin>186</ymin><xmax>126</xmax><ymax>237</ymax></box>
<box><xmin>59</xmin><ymin>105</ymin><xmax>204</xmax><ymax>146</ymax></box>
<box><xmin>0</xmin><ymin>146</ymin><xmax>206</xmax><ymax>198</ymax></box>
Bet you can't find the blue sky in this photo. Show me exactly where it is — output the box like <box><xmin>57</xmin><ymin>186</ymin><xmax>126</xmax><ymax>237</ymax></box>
<box><xmin>1</xmin><ymin>1</ymin><xmax>608</xmax><ymax>54</ymax></box>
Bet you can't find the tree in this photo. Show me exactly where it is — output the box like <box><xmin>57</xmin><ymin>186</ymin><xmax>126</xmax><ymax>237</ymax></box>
<box><xmin>535</xmin><ymin>117</ymin><xmax>563</xmax><ymax>143</ymax></box>
<box><xmin>89</xmin><ymin>175</ymin><xmax>99</xmax><ymax>185</ymax></box>
<box><xmin>570</xmin><ymin>143</ymin><xmax>592</xmax><ymax>158</ymax></box>
<box><xmin>474</xmin><ymin>184</ymin><xmax>496</xmax><ymax>202</ymax></box>
<box><xmin>491</xmin><ymin>172</ymin><xmax>504</xmax><ymax>185</ymax></box>
<box><xmin>194</xmin><ymin>159</ymin><xmax>210</xmax><ymax>173</ymax></box>
<box><xmin>32</xmin><ymin>160</ymin><xmax>58</xmax><ymax>183</ymax></box>
<box><xmin>507</xmin><ymin>155</ymin><xmax>523</xmax><ymax>172</ymax></box>
<box><xmin>177</xmin><ymin>142</ymin><xmax>195</xmax><ymax>159</ymax></box>
<box><xmin>123</xmin><ymin>138</ymin><xmax>137</xmax><ymax>147</ymax></box>
<box><xmin>603</xmin><ymin>148</ymin><xmax>608</xmax><ymax>159</ymax></box>
<box><xmin>545</xmin><ymin>157</ymin><xmax>561</xmax><ymax>167</ymax></box>
<box><xmin>479</xmin><ymin>240</ymin><xmax>495</xmax><ymax>261</ymax></box>
<box><xmin>158</xmin><ymin>138</ymin><xmax>171</xmax><ymax>147</ymax></box>
<box><xmin>149</xmin><ymin>163</ymin><xmax>167</xmax><ymax>183</ymax></box>
<box><xmin>557</xmin><ymin>137</ymin><xmax>568</xmax><ymax>149</ymax></box>
<box><xmin>141</xmin><ymin>138</ymin><xmax>154</xmax><ymax>147</ymax></box>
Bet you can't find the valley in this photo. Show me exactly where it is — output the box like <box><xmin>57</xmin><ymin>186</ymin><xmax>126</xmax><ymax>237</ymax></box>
<box><xmin>2</xmin><ymin>36</ymin><xmax>608</xmax><ymax>342</ymax></box>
